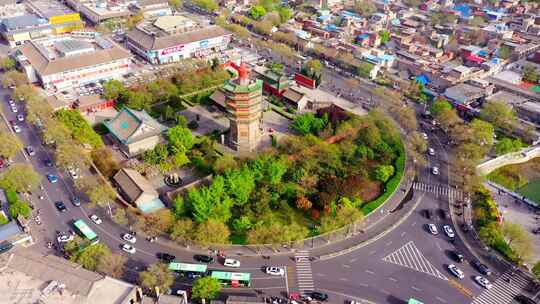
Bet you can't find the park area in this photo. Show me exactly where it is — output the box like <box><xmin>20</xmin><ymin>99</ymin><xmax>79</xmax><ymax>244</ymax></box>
<box><xmin>487</xmin><ymin>157</ymin><xmax>540</xmax><ymax>206</ymax></box>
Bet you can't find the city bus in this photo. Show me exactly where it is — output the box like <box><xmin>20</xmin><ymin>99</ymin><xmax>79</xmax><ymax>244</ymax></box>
<box><xmin>211</xmin><ymin>271</ymin><xmax>251</xmax><ymax>288</ymax></box>
<box><xmin>72</xmin><ymin>219</ymin><xmax>99</xmax><ymax>245</ymax></box>
<box><xmin>408</xmin><ymin>298</ymin><xmax>424</xmax><ymax>304</ymax></box>
<box><xmin>168</xmin><ymin>262</ymin><xmax>208</xmax><ymax>278</ymax></box>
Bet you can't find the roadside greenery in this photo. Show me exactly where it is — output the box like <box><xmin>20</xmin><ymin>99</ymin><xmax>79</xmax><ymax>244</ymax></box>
<box><xmin>0</xmin><ymin>130</ymin><xmax>23</xmax><ymax>160</ymax></box>
<box><xmin>56</xmin><ymin>109</ymin><xmax>104</xmax><ymax>148</ymax></box>
<box><xmin>6</xmin><ymin>189</ymin><xmax>31</xmax><ymax>219</ymax></box>
<box><xmin>139</xmin><ymin>263</ymin><xmax>174</xmax><ymax>294</ymax></box>
<box><xmin>0</xmin><ymin>164</ymin><xmax>41</xmax><ymax>193</ymax></box>
<box><xmin>192</xmin><ymin>277</ymin><xmax>221</xmax><ymax>304</ymax></box>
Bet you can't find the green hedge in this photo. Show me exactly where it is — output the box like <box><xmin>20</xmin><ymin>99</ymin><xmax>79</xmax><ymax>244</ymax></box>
<box><xmin>361</xmin><ymin>141</ymin><xmax>405</xmax><ymax>215</ymax></box>
<box><xmin>6</xmin><ymin>190</ymin><xmax>18</xmax><ymax>205</ymax></box>
<box><xmin>56</xmin><ymin>109</ymin><xmax>104</xmax><ymax>148</ymax></box>
<box><xmin>271</xmin><ymin>105</ymin><xmax>295</xmax><ymax>120</ymax></box>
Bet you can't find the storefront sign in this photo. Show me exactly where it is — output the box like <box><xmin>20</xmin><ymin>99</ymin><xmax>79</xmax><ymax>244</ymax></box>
<box><xmin>161</xmin><ymin>44</ymin><xmax>184</xmax><ymax>56</ymax></box>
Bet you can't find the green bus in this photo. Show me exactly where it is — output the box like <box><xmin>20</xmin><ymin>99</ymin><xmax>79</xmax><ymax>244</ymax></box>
<box><xmin>211</xmin><ymin>271</ymin><xmax>251</xmax><ymax>288</ymax></box>
<box><xmin>168</xmin><ymin>262</ymin><xmax>208</xmax><ymax>278</ymax></box>
<box><xmin>72</xmin><ymin>219</ymin><xmax>99</xmax><ymax>244</ymax></box>
<box><xmin>408</xmin><ymin>298</ymin><xmax>424</xmax><ymax>304</ymax></box>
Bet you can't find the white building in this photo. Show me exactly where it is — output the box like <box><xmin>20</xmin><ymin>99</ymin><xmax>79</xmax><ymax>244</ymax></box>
<box><xmin>126</xmin><ymin>15</ymin><xmax>231</xmax><ymax>65</ymax></box>
<box><xmin>15</xmin><ymin>35</ymin><xmax>131</xmax><ymax>91</ymax></box>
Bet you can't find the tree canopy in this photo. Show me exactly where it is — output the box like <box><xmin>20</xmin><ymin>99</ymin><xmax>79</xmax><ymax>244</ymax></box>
<box><xmin>192</xmin><ymin>277</ymin><xmax>221</xmax><ymax>304</ymax></box>
<box><xmin>0</xmin><ymin>130</ymin><xmax>23</xmax><ymax>160</ymax></box>
<box><xmin>139</xmin><ymin>263</ymin><xmax>174</xmax><ymax>293</ymax></box>
<box><xmin>0</xmin><ymin>164</ymin><xmax>41</xmax><ymax>193</ymax></box>
<box><xmin>249</xmin><ymin>5</ymin><xmax>267</xmax><ymax>19</ymax></box>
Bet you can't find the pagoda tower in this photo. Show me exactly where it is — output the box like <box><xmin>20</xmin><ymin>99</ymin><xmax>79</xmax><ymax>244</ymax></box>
<box><xmin>222</xmin><ymin>62</ymin><xmax>263</xmax><ymax>153</ymax></box>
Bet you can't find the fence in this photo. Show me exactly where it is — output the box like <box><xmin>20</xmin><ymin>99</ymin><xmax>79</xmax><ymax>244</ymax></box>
<box><xmin>476</xmin><ymin>145</ymin><xmax>540</xmax><ymax>176</ymax></box>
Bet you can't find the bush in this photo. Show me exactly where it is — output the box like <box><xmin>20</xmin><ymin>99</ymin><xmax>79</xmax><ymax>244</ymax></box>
<box><xmin>9</xmin><ymin>201</ymin><xmax>31</xmax><ymax>219</ymax></box>
<box><xmin>6</xmin><ymin>190</ymin><xmax>18</xmax><ymax>205</ymax></box>
<box><xmin>0</xmin><ymin>213</ymin><xmax>8</xmax><ymax>225</ymax></box>
<box><xmin>56</xmin><ymin>109</ymin><xmax>104</xmax><ymax>148</ymax></box>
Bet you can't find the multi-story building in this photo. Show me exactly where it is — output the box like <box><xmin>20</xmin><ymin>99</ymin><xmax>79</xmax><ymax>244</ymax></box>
<box><xmin>125</xmin><ymin>15</ymin><xmax>231</xmax><ymax>64</ymax></box>
<box><xmin>0</xmin><ymin>15</ymin><xmax>52</xmax><ymax>47</ymax></box>
<box><xmin>64</xmin><ymin>0</ymin><xmax>131</xmax><ymax>25</ymax></box>
<box><xmin>15</xmin><ymin>35</ymin><xmax>131</xmax><ymax>91</ymax></box>
<box><xmin>129</xmin><ymin>0</ymin><xmax>172</xmax><ymax>19</ymax></box>
<box><xmin>26</xmin><ymin>0</ymin><xmax>84</xmax><ymax>34</ymax></box>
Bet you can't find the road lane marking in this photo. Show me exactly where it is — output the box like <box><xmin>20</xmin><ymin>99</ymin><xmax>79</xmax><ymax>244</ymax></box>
<box><xmin>412</xmin><ymin>221</ymin><xmax>417</xmax><ymax>227</ymax></box>
<box><xmin>385</xmin><ymin>241</ymin><xmax>392</xmax><ymax>246</ymax></box>
<box><xmin>411</xmin><ymin>286</ymin><xmax>422</xmax><ymax>292</ymax></box>
<box><xmin>400</xmin><ymin>231</ymin><xmax>406</xmax><ymax>237</ymax></box>
<box><xmin>339</xmin><ymin>278</ymin><xmax>348</xmax><ymax>281</ymax></box>
<box><xmin>436</xmin><ymin>296</ymin><xmax>447</xmax><ymax>303</ymax></box>
<box><xmin>388</xmin><ymin>277</ymin><xmax>398</xmax><ymax>282</ymax></box>
<box><xmin>349</xmin><ymin>258</ymin><xmax>357</xmax><ymax>263</ymax></box>
<box><xmin>368</xmin><ymin>250</ymin><xmax>376</xmax><ymax>255</ymax></box>
<box><xmin>342</xmin><ymin>264</ymin><xmax>351</xmax><ymax>268</ymax></box>
<box><xmin>359</xmin><ymin>283</ymin><xmax>368</xmax><ymax>287</ymax></box>
<box><xmin>382</xmin><ymin>241</ymin><xmax>447</xmax><ymax>280</ymax></box>
<box><xmin>316</xmin><ymin>288</ymin><xmax>377</xmax><ymax>304</ymax></box>
<box><xmin>365</xmin><ymin>270</ymin><xmax>374</xmax><ymax>275</ymax></box>
<box><xmin>381</xmin><ymin>289</ymin><xmax>390</xmax><ymax>294</ymax></box>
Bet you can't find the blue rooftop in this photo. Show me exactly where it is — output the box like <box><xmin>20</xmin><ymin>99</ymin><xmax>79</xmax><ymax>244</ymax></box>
<box><xmin>137</xmin><ymin>197</ymin><xmax>165</xmax><ymax>214</ymax></box>
<box><xmin>454</xmin><ymin>4</ymin><xmax>472</xmax><ymax>18</ymax></box>
<box><xmin>357</xmin><ymin>33</ymin><xmax>369</xmax><ymax>39</ymax></box>
<box><xmin>1</xmin><ymin>15</ymin><xmax>49</xmax><ymax>32</ymax></box>
<box><xmin>415</xmin><ymin>74</ymin><xmax>430</xmax><ymax>85</ymax></box>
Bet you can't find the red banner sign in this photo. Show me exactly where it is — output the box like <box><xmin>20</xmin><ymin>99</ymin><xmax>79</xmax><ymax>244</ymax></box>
<box><xmin>161</xmin><ymin>45</ymin><xmax>184</xmax><ymax>55</ymax></box>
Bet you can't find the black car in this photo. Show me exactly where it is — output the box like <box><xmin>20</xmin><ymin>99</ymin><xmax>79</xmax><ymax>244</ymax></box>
<box><xmin>450</xmin><ymin>251</ymin><xmax>464</xmax><ymax>263</ymax></box>
<box><xmin>44</xmin><ymin>159</ymin><xmax>53</xmax><ymax>167</ymax></box>
<box><xmin>310</xmin><ymin>292</ymin><xmax>328</xmax><ymax>301</ymax></box>
<box><xmin>194</xmin><ymin>254</ymin><xmax>214</xmax><ymax>263</ymax></box>
<box><xmin>424</xmin><ymin>209</ymin><xmax>432</xmax><ymax>219</ymax></box>
<box><xmin>157</xmin><ymin>252</ymin><xmax>176</xmax><ymax>262</ymax></box>
<box><xmin>515</xmin><ymin>295</ymin><xmax>537</xmax><ymax>304</ymax></box>
<box><xmin>54</xmin><ymin>201</ymin><xmax>67</xmax><ymax>212</ymax></box>
<box><xmin>471</xmin><ymin>259</ymin><xmax>492</xmax><ymax>275</ymax></box>
<box><xmin>438</xmin><ymin>208</ymin><xmax>447</xmax><ymax>220</ymax></box>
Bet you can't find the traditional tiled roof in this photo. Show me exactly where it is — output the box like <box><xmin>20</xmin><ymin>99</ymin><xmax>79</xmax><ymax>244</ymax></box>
<box><xmin>103</xmin><ymin>108</ymin><xmax>167</xmax><ymax>144</ymax></box>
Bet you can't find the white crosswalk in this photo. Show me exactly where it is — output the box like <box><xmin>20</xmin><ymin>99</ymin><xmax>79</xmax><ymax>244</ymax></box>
<box><xmin>382</xmin><ymin>241</ymin><xmax>448</xmax><ymax>280</ymax></box>
<box><xmin>413</xmin><ymin>182</ymin><xmax>465</xmax><ymax>201</ymax></box>
<box><xmin>472</xmin><ymin>270</ymin><xmax>531</xmax><ymax>304</ymax></box>
<box><xmin>294</xmin><ymin>250</ymin><xmax>314</xmax><ymax>295</ymax></box>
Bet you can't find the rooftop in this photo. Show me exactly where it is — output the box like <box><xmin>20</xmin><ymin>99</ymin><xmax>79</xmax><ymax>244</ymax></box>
<box><xmin>17</xmin><ymin>36</ymin><xmax>131</xmax><ymax>76</ymax></box>
<box><xmin>26</xmin><ymin>0</ymin><xmax>75</xmax><ymax>18</ymax></box>
<box><xmin>1</xmin><ymin>14</ymin><xmax>50</xmax><ymax>33</ymax></box>
<box><xmin>103</xmin><ymin>108</ymin><xmax>167</xmax><ymax>144</ymax></box>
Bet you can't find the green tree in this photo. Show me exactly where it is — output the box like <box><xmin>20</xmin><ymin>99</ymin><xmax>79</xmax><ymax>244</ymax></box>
<box><xmin>0</xmin><ymin>131</ymin><xmax>23</xmax><ymax>160</ymax></box>
<box><xmin>102</xmin><ymin>80</ymin><xmax>126</xmax><ymax>100</ymax></box>
<box><xmin>193</xmin><ymin>0</ymin><xmax>218</xmax><ymax>12</ymax></box>
<box><xmin>469</xmin><ymin>16</ymin><xmax>486</xmax><ymax>27</ymax></box>
<box><xmin>290</xmin><ymin>113</ymin><xmax>328</xmax><ymax>135</ymax></box>
<box><xmin>249</xmin><ymin>5</ymin><xmax>267</xmax><ymax>19</ymax></box>
<box><xmin>12</xmin><ymin>84</ymin><xmax>37</xmax><ymax>101</ymax></box>
<box><xmin>168</xmin><ymin>125</ymin><xmax>194</xmax><ymax>151</ymax></box>
<box><xmin>170</xmin><ymin>218</ymin><xmax>195</xmax><ymax>242</ymax></box>
<box><xmin>55</xmin><ymin>141</ymin><xmax>91</xmax><ymax>170</ymax></box>
<box><xmin>2</xmin><ymin>70</ymin><xmax>27</xmax><ymax>88</ymax></box>
<box><xmin>0</xmin><ymin>213</ymin><xmax>8</xmax><ymax>225</ymax></box>
<box><xmin>86</xmin><ymin>182</ymin><xmax>117</xmax><ymax>209</ymax></box>
<box><xmin>495</xmin><ymin>138</ymin><xmax>522</xmax><ymax>155</ymax></box>
<box><xmin>72</xmin><ymin>243</ymin><xmax>111</xmax><ymax>271</ymax></box>
<box><xmin>499</xmin><ymin>45</ymin><xmax>512</xmax><ymax>59</ymax></box>
<box><xmin>0</xmin><ymin>164</ymin><xmax>41</xmax><ymax>192</ymax></box>
<box><xmin>252</xmin><ymin>20</ymin><xmax>273</xmax><ymax>35</ymax></box>
<box><xmin>135</xmin><ymin>209</ymin><xmax>175</xmax><ymax>236</ymax></box>
<box><xmin>0</xmin><ymin>57</ymin><xmax>16</xmax><ymax>71</ymax></box>
<box><xmin>469</xmin><ymin>119</ymin><xmax>494</xmax><ymax>147</ymax></box>
<box><xmin>354</xmin><ymin>0</ymin><xmax>376</xmax><ymax>15</ymax></box>
<box><xmin>357</xmin><ymin>62</ymin><xmax>374</xmax><ymax>78</ymax></box>
<box><xmin>168</xmin><ymin>0</ymin><xmax>182</xmax><ymax>9</ymax></box>
<box><xmin>224</xmin><ymin>166</ymin><xmax>255</xmax><ymax>206</ymax></box>
<box><xmin>278</xmin><ymin>7</ymin><xmax>293</xmax><ymax>23</ymax></box>
<box><xmin>192</xmin><ymin>277</ymin><xmax>221</xmax><ymax>304</ymax></box>
<box><xmin>193</xmin><ymin>219</ymin><xmax>231</xmax><ymax>246</ymax></box>
<box><xmin>56</xmin><ymin>109</ymin><xmax>104</xmax><ymax>148</ymax></box>
<box><xmin>533</xmin><ymin>261</ymin><xmax>540</xmax><ymax>280</ymax></box>
<box><xmin>480</xmin><ymin>100</ymin><xmax>517</xmax><ymax>132</ymax></box>
<box><xmin>319</xmin><ymin>204</ymin><xmax>363</xmax><ymax>233</ymax></box>
<box><xmin>125</xmin><ymin>91</ymin><xmax>152</xmax><ymax>111</ymax></box>
<box><xmin>139</xmin><ymin>263</ymin><xmax>174</xmax><ymax>293</ymax></box>
<box><xmin>112</xmin><ymin>208</ymin><xmax>129</xmax><ymax>225</ymax></box>
<box><xmin>97</xmin><ymin>253</ymin><xmax>126</xmax><ymax>278</ymax></box>
<box><xmin>430</xmin><ymin>98</ymin><xmax>452</xmax><ymax>116</ymax></box>
<box><xmin>501</xmin><ymin>221</ymin><xmax>533</xmax><ymax>260</ymax></box>
<box><xmin>379</xmin><ymin>30</ymin><xmax>390</xmax><ymax>44</ymax></box>
<box><xmin>42</xmin><ymin>119</ymin><xmax>72</xmax><ymax>146</ymax></box>
<box><xmin>436</xmin><ymin>108</ymin><xmax>461</xmax><ymax>132</ymax></box>
<box><xmin>213</xmin><ymin>154</ymin><xmax>237</xmax><ymax>174</ymax></box>
<box><xmin>522</xmin><ymin>64</ymin><xmax>539</xmax><ymax>83</ymax></box>
<box><xmin>8</xmin><ymin>200</ymin><xmax>31</xmax><ymax>219</ymax></box>
<box><xmin>304</xmin><ymin>59</ymin><xmax>322</xmax><ymax>74</ymax></box>
<box><xmin>91</xmin><ymin>148</ymin><xmax>120</xmax><ymax>178</ymax></box>
<box><xmin>394</xmin><ymin>106</ymin><xmax>417</xmax><ymax>133</ymax></box>
<box><xmin>456</xmin><ymin>142</ymin><xmax>485</xmax><ymax>162</ymax></box>
<box><xmin>374</xmin><ymin>165</ymin><xmax>395</xmax><ymax>182</ymax></box>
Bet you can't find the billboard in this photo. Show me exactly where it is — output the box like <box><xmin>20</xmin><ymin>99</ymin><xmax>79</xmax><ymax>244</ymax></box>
<box><xmin>161</xmin><ymin>44</ymin><xmax>184</xmax><ymax>56</ymax></box>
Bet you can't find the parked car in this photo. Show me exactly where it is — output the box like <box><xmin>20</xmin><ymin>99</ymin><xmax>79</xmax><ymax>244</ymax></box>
<box><xmin>54</xmin><ymin>201</ymin><xmax>67</xmax><ymax>212</ymax></box>
<box><xmin>448</xmin><ymin>264</ymin><xmax>465</xmax><ymax>279</ymax></box>
<box><xmin>471</xmin><ymin>260</ymin><xmax>492</xmax><ymax>276</ymax></box>
<box><xmin>16</xmin><ymin>114</ymin><xmax>24</xmax><ymax>122</ymax></box>
<box><xmin>11</xmin><ymin>106</ymin><xmax>17</xmax><ymax>113</ymax></box>
<box><xmin>514</xmin><ymin>295</ymin><xmax>537</xmax><ymax>304</ymax></box>
<box><xmin>57</xmin><ymin>234</ymin><xmax>74</xmax><ymax>243</ymax></box>
<box><xmin>71</xmin><ymin>196</ymin><xmax>81</xmax><ymax>207</ymax></box>
<box><xmin>474</xmin><ymin>276</ymin><xmax>493</xmax><ymax>289</ymax></box>
<box><xmin>13</xmin><ymin>125</ymin><xmax>21</xmax><ymax>133</ymax></box>
<box><xmin>427</xmin><ymin>223</ymin><xmax>438</xmax><ymax>235</ymax></box>
<box><xmin>122</xmin><ymin>244</ymin><xmax>136</xmax><ymax>254</ymax></box>
<box><xmin>421</xmin><ymin>132</ymin><xmax>428</xmax><ymax>140</ymax></box>
<box><xmin>194</xmin><ymin>254</ymin><xmax>214</xmax><ymax>263</ymax></box>
<box><xmin>432</xmin><ymin>166</ymin><xmax>439</xmax><ymax>175</ymax></box>
<box><xmin>428</xmin><ymin>148</ymin><xmax>435</xmax><ymax>156</ymax></box>
<box><xmin>90</xmin><ymin>214</ymin><xmax>102</xmax><ymax>225</ymax></box>
<box><xmin>44</xmin><ymin>159</ymin><xmax>53</xmax><ymax>167</ymax></box>
<box><xmin>157</xmin><ymin>252</ymin><xmax>176</xmax><ymax>262</ymax></box>
<box><xmin>443</xmin><ymin>225</ymin><xmax>455</xmax><ymax>238</ymax></box>
<box><xmin>122</xmin><ymin>233</ymin><xmax>136</xmax><ymax>244</ymax></box>
<box><xmin>265</xmin><ymin>266</ymin><xmax>285</xmax><ymax>276</ymax></box>
<box><xmin>224</xmin><ymin>258</ymin><xmax>241</xmax><ymax>268</ymax></box>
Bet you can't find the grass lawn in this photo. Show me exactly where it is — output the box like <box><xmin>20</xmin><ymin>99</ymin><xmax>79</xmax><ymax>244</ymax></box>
<box><xmin>517</xmin><ymin>179</ymin><xmax>540</xmax><ymax>205</ymax></box>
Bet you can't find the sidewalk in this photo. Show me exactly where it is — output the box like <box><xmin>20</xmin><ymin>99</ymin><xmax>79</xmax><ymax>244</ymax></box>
<box><xmin>152</xmin><ymin>156</ymin><xmax>417</xmax><ymax>258</ymax></box>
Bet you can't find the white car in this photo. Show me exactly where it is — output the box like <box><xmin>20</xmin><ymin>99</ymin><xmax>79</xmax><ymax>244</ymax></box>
<box><xmin>57</xmin><ymin>234</ymin><xmax>74</xmax><ymax>243</ymax></box>
<box><xmin>432</xmin><ymin>166</ymin><xmax>439</xmax><ymax>175</ymax></box>
<box><xmin>474</xmin><ymin>276</ymin><xmax>493</xmax><ymax>289</ymax></box>
<box><xmin>443</xmin><ymin>225</ymin><xmax>455</xmax><ymax>238</ymax></box>
<box><xmin>448</xmin><ymin>264</ymin><xmax>465</xmax><ymax>279</ymax></box>
<box><xmin>122</xmin><ymin>233</ymin><xmax>136</xmax><ymax>244</ymax></box>
<box><xmin>265</xmin><ymin>266</ymin><xmax>285</xmax><ymax>276</ymax></box>
<box><xmin>11</xmin><ymin>106</ymin><xmax>17</xmax><ymax>113</ymax></box>
<box><xmin>122</xmin><ymin>243</ymin><xmax>136</xmax><ymax>254</ymax></box>
<box><xmin>421</xmin><ymin>132</ymin><xmax>428</xmax><ymax>140</ymax></box>
<box><xmin>428</xmin><ymin>223</ymin><xmax>438</xmax><ymax>235</ymax></box>
<box><xmin>8</xmin><ymin>99</ymin><xmax>15</xmax><ymax>106</ymax></box>
<box><xmin>68</xmin><ymin>167</ymin><xmax>79</xmax><ymax>179</ymax></box>
<box><xmin>17</xmin><ymin>114</ymin><xmax>24</xmax><ymax>122</ymax></box>
<box><xmin>13</xmin><ymin>125</ymin><xmax>21</xmax><ymax>133</ymax></box>
<box><xmin>428</xmin><ymin>148</ymin><xmax>435</xmax><ymax>156</ymax></box>
<box><xmin>90</xmin><ymin>214</ymin><xmax>102</xmax><ymax>225</ymax></box>
<box><xmin>25</xmin><ymin>146</ymin><xmax>35</xmax><ymax>156</ymax></box>
<box><xmin>224</xmin><ymin>258</ymin><xmax>241</xmax><ymax>268</ymax></box>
